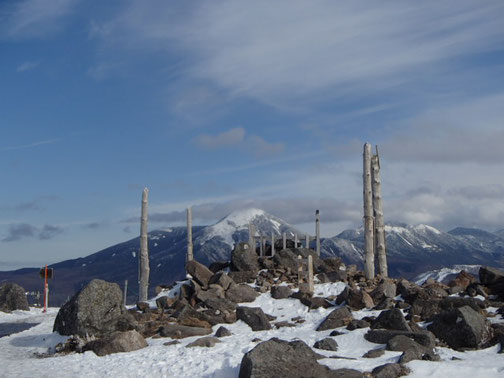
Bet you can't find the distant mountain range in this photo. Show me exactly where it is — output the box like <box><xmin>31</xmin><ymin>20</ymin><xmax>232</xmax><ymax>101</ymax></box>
<box><xmin>1</xmin><ymin>208</ymin><xmax>503</xmax><ymax>306</ymax></box>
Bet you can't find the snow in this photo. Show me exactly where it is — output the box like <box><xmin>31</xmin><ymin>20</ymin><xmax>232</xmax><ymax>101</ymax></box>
<box><xmin>131</xmin><ymin>251</ymin><xmax>136</xmax><ymax>258</ymax></box>
<box><xmin>413</xmin><ymin>265</ymin><xmax>481</xmax><ymax>285</ymax></box>
<box><xmin>2</xmin><ymin>281</ymin><xmax>503</xmax><ymax>377</ymax></box>
<box><xmin>414</xmin><ymin>224</ymin><xmax>442</xmax><ymax>235</ymax></box>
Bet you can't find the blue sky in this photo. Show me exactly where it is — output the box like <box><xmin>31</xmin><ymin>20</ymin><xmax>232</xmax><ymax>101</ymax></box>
<box><xmin>1</xmin><ymin>0</ymin><xmax>504</xmax><ymax>269</ymax></box>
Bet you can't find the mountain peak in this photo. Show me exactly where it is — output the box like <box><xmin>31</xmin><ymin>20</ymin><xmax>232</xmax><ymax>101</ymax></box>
<box><xmin>218</xmin><ymin>208</ymin><xmax>267</xmax><ymax>228</ymax></box>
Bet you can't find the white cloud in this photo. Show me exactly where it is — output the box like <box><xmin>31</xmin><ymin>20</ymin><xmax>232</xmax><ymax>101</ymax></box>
<box><xmin>193</xmin><ymin>128</ymin><xmax>245</xmax><ymax>149</ymax></box>
<box><xmin>1</xmin><ymin>0</ymin><xmax>79</xmax><ymax>39</ymax></box>
<box><xmin>16</xmin><ymin>60</ymin><xmax>39</xmax><ymax>72</ymax></box>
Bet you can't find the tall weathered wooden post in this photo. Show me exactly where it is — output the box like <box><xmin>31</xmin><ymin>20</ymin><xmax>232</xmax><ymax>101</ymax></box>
<box><xmin>315</xmin><ymin>209</ymin><xmax>321</xmax><ymax>256</ymax></box>
<box><xmin>248</xmin><ymin>223</ymin><xmax>255</xmax><ymax>251</ymax></box>
<box><xmin>363</xmin><ymin>143</ymin><xmax>375</xmax><ymax>280</ymax></box>
<box><xmin>139</xmin><ymin>188</ymin><xmax>150</xmax><ymax>302</ymax></box>
<box><xmin>187</xmin><ymin>207</ymin><xmax>193</xmax><ymax>262</ymax></box>
<box><xmin>305</xmin><ymin>233</ymin><xmax>310</xmax><ymax>249</ymax></box>
<box><xmin>282</xmin><ymin>232</ymin><xmax>287</xmax><ymax>250</ymax></box>
<box><xmin>271</xmin><ymin>232</ymin><xmax>275</xmax><ymax>256</ymax></box>
<box><xmin>372</xmin><ymin>148</ymin><xmax>387</xmax><ymax>277</ymax></box>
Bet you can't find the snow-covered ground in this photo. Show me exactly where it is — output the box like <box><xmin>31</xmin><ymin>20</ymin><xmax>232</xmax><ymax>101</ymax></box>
<box><xmin>1</xmin><ymin>282</ymin><xmax>503</xmax><ymax>378</ymax></box>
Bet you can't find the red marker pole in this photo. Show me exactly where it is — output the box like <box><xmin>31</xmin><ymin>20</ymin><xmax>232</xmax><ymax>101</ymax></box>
<box><xmin>43</xmin><ymin>265</ymin><xmax>48</xmax><ymax>313</ymax></box>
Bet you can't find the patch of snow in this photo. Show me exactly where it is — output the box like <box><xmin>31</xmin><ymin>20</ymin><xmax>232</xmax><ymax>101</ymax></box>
<box><xmin>414</xmin><ymin>224</ymin><xmax>442</xmax><ymax>234</ymax></box>
<box><xmin>132</xmin><ymin>251</ymin><xmax>136</xmax><ymax>258</ymax></box>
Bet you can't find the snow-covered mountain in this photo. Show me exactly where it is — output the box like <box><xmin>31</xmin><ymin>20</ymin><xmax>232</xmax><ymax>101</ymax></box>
<box><xmin>1</xmin><ymin>208</ymin><xmax>503</xmax><ymax>305</ymax></box>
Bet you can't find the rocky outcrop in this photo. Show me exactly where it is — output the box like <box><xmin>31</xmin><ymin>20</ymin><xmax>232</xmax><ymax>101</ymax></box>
<box><xmin>232</xmin><ymin>243</ymin><xmax>260</xmax><ymax>272</ymax></box>
<box><xmin>226</xmin><ymin>284</ymin><xmax>259</xmax><ymax>303</ymax></box>
<box><xmin>0</xmin><ymin>282</ymin><xmax>29</xmax><ymax>313</ymax></box>
<box><xmin>236</xmin><ymin>306</ymin><xmax>272</xmax><ymax>331</ymax></box>
<box><xmin>479</xmin><ymin>266</ymin><xmax>504</xmax><ymax>299</ymax></box>
<box><xmin>316</xmin><ymin>307</ymin><xmax>353</xmax><ymax>331</ymax></box>
<box><xmin>53</xmin><ymin>279</ymin><xmax>136</xmax><ymax>337</ymax></box>
<box><xmin>83</xmin><ymin>330</ymin><xmax>147</xmax><ymax>356</ymax></box>
<box><xmin>371</xmin><ymin>309</ymin><xmax>411</xmax><ymax>332</ymax></box>
<box><xmin>186</xmin><ymin>260</ymin><xmax>214</xmax><ymax>287</ymax></box>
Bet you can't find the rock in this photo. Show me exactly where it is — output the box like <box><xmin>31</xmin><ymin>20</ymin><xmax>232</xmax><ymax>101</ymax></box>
<box><xmin>239</xmin><ymin>338</ymin><xmax>355</xmax><ymax>378</ymax></box>
<box><xmin>363</xmin><ymin>349</ymin><xmax>385</xmax><ymax>358</ymax></box>
<box><xmin>479</xmin><ymin>266</ymin><xmax>504</xmax><ymax>299</ymax></box>
<box><xmin>163</xmin><ymin>340</ymin><xmax>180</xmax><ymax>346</ymax></box>
<box><xmin>208</xmin><ymin>261</ymin><xmax>230</xmax><ymax>273</ymax></box>
<box><xmin>274</xmin><ymin>321</ymin><xmax>296</xmax><ymax>328</ymax></box>
<box><xmin>186</xmin><ymin>260</ymin><xmax>214</xmax><ymax>287</ymax></box>
<box><xmin>316</xmin><ymin>307</ymin><xmax>353</xmax><ymax>331</ymax></box>
<box><xmin>365</xmin><ymin>330</ymin><xmax>436</xmax><ymax>349</ymax></box>
<box><xmin>375</xmin><ymin>297</ymin><xmax>396</xmax><ymax>310</ymax></box>
<box><xmin>208</xmin><ymin>272</ymin><xmax>235</xmax><ymax>291</ymax></box>
<box><xmin>228</xmin><ymin>271</ymin><xmax>257</xmax><ymax>284</ymax></box>
<box><xmin>336</xmin><ymin>287</ymin><xmax>373</xmax><ymax>309</ymax></box>
<box><xmin>325</xmin><ymin>271</ymin><xmax>348</xmax><ymax>282</ymax></box>
<box><xmin>0</xmin><ymin>282</ymin><xmax>29</xmax><ymax>313</ymax></box>
<box><xmin>236</xmin><ymin>306</ymin><xmax>272</xmax><ymax>331</ymax></box>
<box><xmin>386</xmin><ymin>335</ymin><xmax>424</xmax><ymax>352</ymax></box>
<box><xmin>313</xmin><ymin>338</ymin><xmax>338</xmax><ymax>351</ymax></box>
<box><xmin>226</xmin><ymin>284</ymin><xmax>259</xmax><ymax>303</ymax></box>
<box><xmin>371</xmin><ymin>363</ymin><xmax>410</xmax><ymax>378</ymax></box>
<box><xmin>329</xmin><ymin>330</ymin><xmax>344</xmax><ymax>336</ymax></box>
<box><xmin>371</xmin><ymin>280</ymin><xmax>397</xmax><ymax>303</ymax></box>
<box><xmin>371</xmin><ymin>309</ymin><xmax>411</xmax><ymax>332</ymax></box>
<box><xmin>203</xmin><ymin>297</ymin><xmax>238</xmax><ymax>312</ymax></box>
<box><xmin>156</xmin><ymin>296</ymin><xmax>174</xmax><ymax>310</ymax></box>
<box><xmin>271</xmin><ymin>285</ymin><xmax>292</xmax><ymax>299</ymax></box>
<box><xmin>397</xmin><ymin>280</ymin><xmax>422</xmax><ymax>304</ymax></box>
<box><xmin>232</xmin><ymin>242</ymin><xmax>260</xmax><ymax>272</ymax></box>
<box><xmin>292</xmin><ymin>292</ymin><xmax>332</xmax><ymax>309</ymax></box>
<box><xmin>136</xmin><ymin>302</ymin><xmax>150</xmax><ymax>312</ymax></box>
<box><xmin>158</xmin><ymin>324</ymin><xmax>212</xmax><ymax>339</ymax></box>
<box><xmin>448</xmin><ymin>270</ymin><xmax>476</xmax><ymax>290</ymax></box>
<box><xmin>273</xmin><ymin>248</ymin><xmax>326</xmax><ymax>273</ymax></box>
<box><xmin>346</xmin><ymin>319</ymin><xmax>370</xmax><ymax>330</ymax></box>
<box><xmin>83</xmin><ymin>330</ymin><xmax>147</xmax><ymax>356</ymax></box>
<box><xmin>215</xmin><ymin>326</ymin><xmax>232</xmax><ymax>337</ymax></box>
<box><xmin>427</xmin><ymin>305</ymin><xmax>491</xmax><ymax>349</ymax></box>
<box><xmin>186</xmin><ymin>336</ymin><xmax>221</xmax><ymax>348</ymax></box>
<box><xmin>174</xmin><ymin>305</ymin><xmax>212</xmax><ymax>328</ymax></box>
<box><xmin>195</xmin><ymin>285</ymin><xmax>225</xmax><ymax>302</ymax></box>
<box><xmin>53</xmin><ymin>279</ymin><xmax>136</xmax><ymax>337</ymax></box>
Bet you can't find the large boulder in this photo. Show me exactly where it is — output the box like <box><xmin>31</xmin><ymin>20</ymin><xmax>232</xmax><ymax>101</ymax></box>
<box><xmin>239</xmin><ymin>338</ymin><xmax>363</xmax><ymax>378</ymax></box>
<box><xmin>226</xmin><ymin>284</ymin><xmax>259</xmax><ymax>303</ymax></box>
<box><xmin>371</xmin><ymin>309</ymin><xmax>411</xmax><ymax>332</ymax></box>
<box><xmin>316</xmin><ymin>307</ymin><xmax>353</xmax><ymax>331</ymax></box>
<box><xmin>273</xmin><ymin>248</ymin><xmax>325</xmax><ymax>273</ymax></box>
<box><xmin>83</xmin><ymin>330</ymin><xmax>147</xmax><ymax>356</ymax></box>
<box><xmin>186</xmin><ymin>260</ymin><xmax>214</xmax><ymax>287</ymax></box>
<box><xmin>365</xmin><ymin>330</ymin><xmax>436</xmax><ymax>349</ymax></box>
<box><xmin>427</xmin><ymin>305</ymin><xmax>492</xmax><ymax>349</ymax></box>
<box><xmin>159</xmin><ymin>324</ymin><xmax>212</xmax><ymax>339</ymax></box>
<box><xmin>236</xmin><ymin>306</ymin><xmax>272</xmax><ymax>331</ymax></box>
<box><xmin>53</xmin><ymin>279</ymin><xmax>136</xmax><ymax>337</ymax></box>
<box><xmin>479</xmin><ymin>266</ymin><xmax>504</xmax><ymax>299</ymax></box>
<box><xmin>232</xmin><ymin>243</ymin><xmax>260</xmax><ymax>272</ymax></box>
<box><xmin>0</xmin><ymin>282</ymin><xmax>29</xmax><ymax>313</ymax></box>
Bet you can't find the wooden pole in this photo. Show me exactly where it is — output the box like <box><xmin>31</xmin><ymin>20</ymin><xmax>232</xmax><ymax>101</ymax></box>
<box><xmin>363</xmin><ymin>143</ymin><xmax>375</xmax><ymax>279</ymax></box>
<box><xmin>43</xmin><ymin>264</ymin><xmax>48</xmax><ymax>313</ymax></box>
<box><xmin>123</xmin><ymin>280</ymin><xmax>128</xmax><ymax>306</ymax></box>
<box><xmin>372</xmin><ymin>147</ymin><xmax>388</xmax><ymax>277</ymax></box>
<box><xmin>305</xmin><ymin>233</ymin><xmax>310</xmax><ymax>249</ymax></box>
<box><xmin>271</xmin><ymin>232</ymin><xmax>275</xmax><ymax>256</ymax></box>
<box><xmin>259</xmin><ymin>234</ymin><xmax>264</xmax><ymax>256</ymax></box>
<box><xmin>315</xmin><ymin>209</ymin><xmax>320</xmax><ymax>256</ymax></box>
<box><xmin>282</xmin><ymin>232</ymin><xmax>287</xmax><ymax>250</ymax></box>
<box><xmin>249</xmin><ymin>223</ymin><xmax>255</xmax><ymax>251</ymax></box>
<box><xmin>294</xmin><ymin>233</ymin><xmax>298</xmax><ymax>248</ymax></box>
<box><xmin>139</xmin><ymin>188</ymin><xmax>150</xmax><ymax>302</ymax></box>
<box><xmin>187</xmin><ymin>207</ymin><xmax>193</xmax><ymax>262</ymax></box>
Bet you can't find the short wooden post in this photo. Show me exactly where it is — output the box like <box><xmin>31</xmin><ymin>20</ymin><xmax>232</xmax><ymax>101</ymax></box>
<box><xmin>187</xmin><ymin>207</ymin><xmax>193</xmax><ymax>262</ymax></box>
<box><xmin>271</xmin><ymin>232</ymin><xmax>275</xmax><ymax>256</ymax></box>
<box><xmin>363</xmin><ymin>143</ymin><xmax>375</xmax><ymax>280</ymax></box>
<box><xmin>297</xmin><ymin>255</ymin><xmax>314</xmax><ymax>294</ymax></box>
<box><xmin>139</xmin><ymin>188</ymin><xmax>150</xmax><ymax>302</ymax></box>
<box><xmin>315</xmin><ymin>210</ymin><xmax>320</xmax><ymax>256</ymax></box>
<box><xmin>282</xmin><ymin>232</ymin><xmax>287</xmax><ymax>250</ymax></box>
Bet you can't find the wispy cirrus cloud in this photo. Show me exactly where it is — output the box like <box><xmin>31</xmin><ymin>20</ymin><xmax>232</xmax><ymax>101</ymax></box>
<box><xmin>0</xmin><ymin>0</ymin><xmax>79</xmax><ymax>40</ymax></box>
<box><xmin>16</xmin><ymin>60</ymin><xmax>39</xmax><ymax>72</ymax></box>
<box><xmin>2</xmin><ymin>223</ymin><xmax>63</xmax><ymax>242</ymax></box>
<box><xmin>0</xmin><ymin>138</ymin><xmax>61</xmax><ymax>152</ymax></box>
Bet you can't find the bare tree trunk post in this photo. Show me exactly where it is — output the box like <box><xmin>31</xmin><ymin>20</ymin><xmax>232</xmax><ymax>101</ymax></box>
<box><xmin>305</xmin><ymin>233</ymin><xmax>310</xmax><ymax>249</ymax></box>
<box><xmin>372</xmin><ymin>148</ymin><xmax>388</xmax><ymax>277</ymax></box>
<box><xmin>187</xmin><ymin>207</ymin><xmax>193</xmax><ymax>263</ymax></box>
<box><xmin>294</xmin><ymin>233</ymin><xmax>298</xmax><ymax>248</ymax></box>
<box><xmin>248</xmin><ymin>223</ymin><xmax>255</xmax><ymax>251</ymax></box>
<box><xmin>271</xmin><ymin>232</ymin><xmax>275</xmax><ymax>256</ymax></box>
<box><xmin>139</xmin><ymin>188</ymin><xmax>150</xmax><ymax>302</ymax></box>
<box><xmin>363</xmin><ymin>143</ymin><xmax>375</xmax><ymax>280</ymax></box>
<box><xmin>123</xmin><ymin>280</ymin><xmax>128</xmax><ymax>306</ymax></box>
<box><xmin>282</xmin><ymin>232</ymin><xmax>287</xmax><ymax>250</ymax></box>
<box><xmin>259</xmin><ymin>234</ymin><xmax>264</xmax><ymax>256</ymax></box>
<box><xmin>315</xmin><ymin>209</ymin><xmax>321</xmax><ymax>256</ymax></box>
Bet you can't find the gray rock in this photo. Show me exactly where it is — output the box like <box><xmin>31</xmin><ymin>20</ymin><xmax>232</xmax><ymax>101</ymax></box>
<box><xmin>84</xmin><ymin>330</ymin><xmax>147</xmax><ymax>356</ymax></box>
<box><xmin>313</xmin><ymin>338</ymin><xmax>338</xmax><ymax>351</ymax></box>
<box><xmin>427</xmin><ymin>305</ymin><xmax>491</xmax><ymax>349</ymax></box>
<box><xmin>371</xmin><ymin>363</ymin><xmax>410</xmax><ymax>378</ymax></box>
<box><xmin>226</xmin><ymin>284</ymin><xmax>259</xmax><ymax>303</ymax></box>
<box><xmin>215</xmin><ymin>326</ymin><xmax>232</xmax><ymax>337</ymax></box>
<box><xmin>316</xmin><ymin>307</ymin><xmax>353</xmax><ymax>331</ymax></box>
<box><xmin>174</xmin><ymin>305</ymin><xmax>212</xmax><ymax>328</ymax></box>
<box><xmin>228</xmin><ymin>271</ymin><xmax>257</xmax><ymax>284</ymax></box>
<box><xmin>186</xmin><ymin>336</ymin><xmax>221</xmax><ymax>348</ymax></box>
<box><xmin>158</xmin><ymin>324</ymin><xmax>212</xmax><ymax>339</ymax></box>
<box><xmin>371</xmin><ymin>309</ymin><xmax>411</xmax><ymax>332</ymax></box>
<box><xmin>365</xmin><ymin>330</ymin><xmax>436</xmax><ymax>349</ymax></box>
<box><xmin>236</xmin><ymin>306</ymin><xmax>272</xmax><ymax>331</ymax></box>
<box><xmin>273</xmin><ymin>248</ymin><xmax>326</xmax><ymax>273</ymax></box>
<box><xmin>209</xmin><ymin>272</ymin><xmax>235</xmax><ymax>291</ymax></box>
<box><xmin>363</xmin><ymin>349</ymin><xmax>385</xmax><ymax>358</ymax></box>
<box><xmin>53</xmin><ymin>279</ymin><xmax>136</xmax><ymax>337</ymax></box>
<box><xmin>325</xmin><ymin>271</ymin><xmax>347</xmax><ymax>282</ymax></box>
<box><xmin>0</xmin><ymin>282</ymin><xmax>29</xmax><ymax>313</ymax></box>
<box><xmin>203</xmin><ymin>297</ymin><xmax>238</xmax><ymax>312</ymax></box>
<box><xmin>232</xmin><ymin>243</ymin><xmax>260</xmax><ymax>272</ymax></box>
<box><xmin>271</xmin><ymin>285</ymin><xmax>292</xmax><ymax>299</ymax></box>
<box><xmin>186</xmin><ymin>260</ymin><xmax>214</xmax><ymax>287</ymax></box>
<box><xmin>239</xmin><ymin>338</ymin><xmax>357</xmax><ymax>378</ymax></box>
<box><xmin>386</xmin><ymin>335</ymin><xmax>425</xmax><ymax>352</ymax></box>
<box><xmin>195</xmin><ymin>285</ymin><xmax>225</xmax><ymax>302</ymax></box>
<box><xmin>346</xmin><ymin>319</ymin><xmax>370</xmax><ymax>330</ymax></box>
